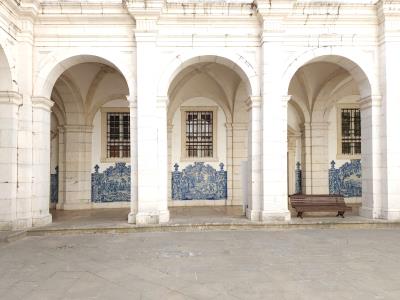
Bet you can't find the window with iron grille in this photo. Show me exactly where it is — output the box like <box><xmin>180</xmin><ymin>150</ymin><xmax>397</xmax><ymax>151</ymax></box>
<box><xmin>185</xmin><ymin>111</ymin><xmax>213</xmax><ymax>158</ymax></box>
<box><xmin>107</xmin><ymin>112</ymin><xmax>130</xmax><ymax>158</ymax></box>
<box><xmin>341</xmin><ymin>108</ymin><xmax>361</xmax><ymax>155</ymax></box>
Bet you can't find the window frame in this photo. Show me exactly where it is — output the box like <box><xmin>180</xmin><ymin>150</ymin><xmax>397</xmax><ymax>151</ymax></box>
<box><xmin>336</xmin><ymin>103</ymin><xmax>361</xmax><ymax>160</ymax></box>
<box><xmin>101</xmin><ymin>107</ymin><xmax>130</xmax><ymax>163</ymax></box>
<box><xmin>180</xmin><ymin>106</ymin><xmax>218</xmax><ymax>162</ymax></box>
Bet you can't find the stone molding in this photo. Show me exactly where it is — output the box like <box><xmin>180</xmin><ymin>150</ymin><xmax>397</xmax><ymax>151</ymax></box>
<box><xmin>62</xmin><ymin>124</ymin><xmax>93</xmax><ymax>133</ymax></box>
<box><xmin>245</xmin><ymin>96</ymin><xmax>261</xmax><ymax>111</ymax></box>
<box><xmin>0</xmin><ymin>91</ymin><xmax>22</xmax><ymax>106</ymax></box>
<box><xmin>359</xmin><ymin>95</ymin><xmax>382</xmax><ymax>110</ymax></box>
<box><xmin>31</xmin><ymin>96</ymin><xmax>54</xmax><ymax>112</ymax></box>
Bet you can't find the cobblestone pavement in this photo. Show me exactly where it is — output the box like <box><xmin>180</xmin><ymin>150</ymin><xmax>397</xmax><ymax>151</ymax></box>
<box><xmin>1</xmin><ymin>229</ymin><xmax>400</xmax><ymax>300</ymax></box>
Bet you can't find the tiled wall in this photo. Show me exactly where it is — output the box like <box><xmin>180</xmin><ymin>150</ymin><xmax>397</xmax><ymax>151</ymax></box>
<box><xmin>91</xmin><ymin>163</ymin><xmax>131</xmax><ymax>202</ymax></box>
<box><xmin>172</xmin><ymin>162</ymin><xmax>227</xmax><ymax>200</ymax></box>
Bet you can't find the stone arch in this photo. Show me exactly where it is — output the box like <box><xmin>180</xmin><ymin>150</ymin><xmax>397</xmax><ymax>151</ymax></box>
<box><xmin>281</xmin><ymin>48</ymin><xmax>376</xmax><ymax>99</ymax></box>
<box><xmin>168</xmin><ymin>95</ymin><xmax>233</xmax><ymax>125</ymax></box>
<box><xmin>34</xmin><ymin>50</ymin><xmax>135</xmax><ymax>99</ymax></box>
<box><xmin>0</xmin><ymin>46</ymin><xmax>13</xmax><ymax>91</ymax></box>
<box><xmin>86</xmin><ymin>94</ymin><xmax>129</xmax><ymax>125</ymax></box>
<box><xmin>158</xmin><ymin>51</ymin><xmax>259</xmax><ymax>100</ymax></box>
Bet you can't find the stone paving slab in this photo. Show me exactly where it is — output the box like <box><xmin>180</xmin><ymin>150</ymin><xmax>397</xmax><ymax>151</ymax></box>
<box><xmin>1</xmin><ymin>229</ymin><xmax>400</xmax><ymax>299</ymax></box>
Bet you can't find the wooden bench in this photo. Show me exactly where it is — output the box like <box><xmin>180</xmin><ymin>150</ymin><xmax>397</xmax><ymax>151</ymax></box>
<box><xmin>289</xmin><ymin>194</ymin><xmax>352</xmax><ymax>219</ymax></box>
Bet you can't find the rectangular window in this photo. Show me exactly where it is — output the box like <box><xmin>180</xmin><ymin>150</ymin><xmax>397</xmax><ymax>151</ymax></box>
<box><xmin>341</xmin><ymin>108</ymin><xmax>361</xmax><ymax>155</ymax></box>
<box><xmin>185</xmin><ymin>111</ymin><xmax>213</xmax><ymax>158</ymax></box>
<box><xmin>107</xmin><ymin>112</ymin><xmax>130</xmax><ymax>158</ymax></box>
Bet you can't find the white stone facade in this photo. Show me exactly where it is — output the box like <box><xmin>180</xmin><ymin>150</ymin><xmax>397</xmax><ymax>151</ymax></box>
<box><xmin>1</xmin><ymin>0</ymin><xmax>399</xmax><ymax>229</ymax></box>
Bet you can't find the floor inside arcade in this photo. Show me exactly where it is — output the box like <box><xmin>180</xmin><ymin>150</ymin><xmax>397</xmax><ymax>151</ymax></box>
<box><xmin>27</xmin><ymin>205</ymin><xmax>379</xmax><ymax>233</ymax></box>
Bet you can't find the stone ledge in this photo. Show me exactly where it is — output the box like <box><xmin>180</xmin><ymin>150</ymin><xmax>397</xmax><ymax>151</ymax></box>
<box><xmin>26</xmin><ymin>218</ymin><xmax>400</xmax><ymax>238</ymax></box>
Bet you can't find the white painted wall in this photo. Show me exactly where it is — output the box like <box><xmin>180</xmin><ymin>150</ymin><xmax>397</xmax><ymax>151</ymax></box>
<box><xmin>91</xmin><ymin>99</ymin><xmax>130</xmax><ymax>172</ymax></box>
<box><xmin>171</xmin><ymin>97</ymin><xmax>227</xmax><ymax>170</ymax></box>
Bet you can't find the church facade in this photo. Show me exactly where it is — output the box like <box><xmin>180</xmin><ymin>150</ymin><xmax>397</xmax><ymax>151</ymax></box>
<box><xmin>1</xmin><ymin>0</ymin><xmax>400</xmax><ymax>229</ymax></box>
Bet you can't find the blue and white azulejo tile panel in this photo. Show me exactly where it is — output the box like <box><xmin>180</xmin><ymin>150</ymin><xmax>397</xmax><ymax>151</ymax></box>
<box><xmin>329</xmin><ymin>159</ymin><xmax>362</xmax><ymax>197</ymax></box>
<box><xmin>91</xmin><ymin>162</ymin><xmax>131</xmax><ymax>202</ymax></box>
<box><xmin>172</xmin><ymin>162</ymin><xmax>227</xmax><ymax>200</ymax></box>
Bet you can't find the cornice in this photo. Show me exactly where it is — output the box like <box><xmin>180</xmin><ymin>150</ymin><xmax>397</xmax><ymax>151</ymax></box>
<box><xmin>0</xmin><ymin>91</ymin><xmax>23</xmax><ymax>106</ymax></box>
<box><xmin>31</xmin><ymin>96</ymin><xmax>54</xmax><ymax>111</ymax></box>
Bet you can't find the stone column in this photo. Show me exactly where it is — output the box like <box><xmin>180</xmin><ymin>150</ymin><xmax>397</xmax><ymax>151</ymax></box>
<box><xmin>301</xmin><ymin>122</ymin><xmax>312</xmax><ymax>194</ymax></box>
<box><xmin>167</xmin><ymin>123</ymin><xmax>173</xmax><ymax>204</ymax></box>
<box><xmin>57</xmin><ymin>126</ymin><xmax>65</xmax><ymax>206</ymax></box>
<box><xmin>31</xmin><ymin>97</ymin><xmax>53</xmax><ymax>226</ymax></box>
<box><xmin>245</xmin><ymin>96</ymin><xmax>262</xmax><ymax>221</ymax></box>
<box><xmin>57</xmin><ymin>125</ymin><xmax>92</xmax><ymax>210</ymax></box>
<box><xmin>359</xmin><ymin>96</ymin><xmax>383</xmax><ymax>219</ymax></box>
<box><xmin>156</xmin><ymin>97</ymin><xmax>169</xmax><ymax>221</ymax></box>
<box><xmin>225</xmin><ymin>122</ymin><xmax>233</xmax><ymax>205</ymax></box>
<box><xmin>232</xmin><ymin>123</ymin><xmax>248</xmax><ymax>206</ymax></box>
<box><xmin>16</xmin><ymin>95</ymin><xmax>33</xmax><ymax>229</ymax></box>
<box><xmin>310</xmin><ymin>122</ymin><xmax>329</xmax><ymax>194</ymax></box>
<box><xmin>0</xmin><ymin>92</ymin><xmax>22</xmax><ymax>230</ymax></box>
<box><xmin>134</xmin><ymin>25</ymin><xmax>170</xmax><ymax>224</ymax></box>
<box><xmin>128</xmin><ymin>98</ymin><xmax>138</xmax><ymax>223</ymax></box>
<box><xmin>262</xmin><ymin>95</ymin><xmax>291</xmax><ymax>222</ymax></box>
<box><xmin>287</xmin><ymin>135</ymin><xmax>297</xmax><ymax>195</ymax></box>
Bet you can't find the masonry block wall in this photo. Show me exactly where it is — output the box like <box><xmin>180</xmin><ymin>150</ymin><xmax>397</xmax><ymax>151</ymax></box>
<box><xmin>1</xmin><ymin>0</ymin><xmax>400</xmax><ymax>228</ymax></box>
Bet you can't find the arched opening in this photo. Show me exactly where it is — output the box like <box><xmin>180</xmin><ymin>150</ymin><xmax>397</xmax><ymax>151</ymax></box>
<box><xmin>166</xmin><ymin>56</ymin><xmax>254</xmax><ymax>219</ymax></box>
<box><xmin>45</xmin><ymin>56</ymin><xmax>131</xmax><ymax>217</ymax></box>
<box><xmin>287</xmin><ymin>55</ymin><xmax>373</xmax><ymax>217</ymax></box>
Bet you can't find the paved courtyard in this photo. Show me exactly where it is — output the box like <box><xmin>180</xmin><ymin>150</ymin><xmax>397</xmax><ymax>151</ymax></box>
<box><xmin>1</xmin><ymin>229</ymin><xmax>400</xmax><ymax>300</ymax></box>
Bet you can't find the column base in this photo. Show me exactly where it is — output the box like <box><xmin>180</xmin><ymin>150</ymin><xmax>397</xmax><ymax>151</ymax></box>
<box><xmin>56</xmin><ymin>202</ymin><xmax>91</xmax><ymax>210</ymax></box>
<box><xmin>359</xmin><ymin>206</ymin><xmax>385</xmax><ymax>219</ymax></box>
<box><xmin>136</xmin><ymin>210</ymin><xmax>170</xmax><ymax>225</ymax></box>
<box><xmin>0</xmin><ymin>218</ymin><xmax>33</xmax><ymax>231</ymax></box>
<box><xmin>382</xmin><ymin>209</ymin><xmax>400</xmax><ymax>221</ymax></box>
<box><xmin>246</xmin><ymin>209</ymin><xmax>261</xmax><ymax>221</ymax></box>
<box><xmin>127</xmin><ymin>211</ymin><xmax>136</xmax><ymax>224</ymax></box>
<box><xmin>32</xmin><ymin>213</ymin><xmax>52</xmax><ymax>227</ymax></box>
<box><xmin>261</xmin><ymin>210</ymin><xmax>291</xmax><ymax>222</ymax></box>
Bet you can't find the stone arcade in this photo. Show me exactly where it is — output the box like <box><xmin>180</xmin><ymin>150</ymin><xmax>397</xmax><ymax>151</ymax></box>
<box><xmin>1</xmin><ymin>0</ymin><xmax>400</xmax><ymax>229</ymax></box>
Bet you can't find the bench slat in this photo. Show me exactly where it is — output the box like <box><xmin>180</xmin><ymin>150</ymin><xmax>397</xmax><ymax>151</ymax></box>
<box><xmin>289</xmin><ymin>193</ymin><xmax>351</xmax><ymax>218</ymax></box>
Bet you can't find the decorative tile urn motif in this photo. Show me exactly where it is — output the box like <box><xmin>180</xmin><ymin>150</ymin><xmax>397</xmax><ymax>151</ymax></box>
<box><xmin>91</xmin><ymin>162</ymin><xmax>131</xmax><ymax>202</ymax></box>
<box><xmin>329</xmin><ymin>159</ymin><xmax>361</xmax><ymax>197</ymax></box>
<box><xmin>50</xmin><ymin>166</ymin><xmax>58</xmax><ymax>203</ymax></box>
<box><xmin>172</xmin><ymin>162</ymin><xmax>227</xmax><ymax>200</ymax></box>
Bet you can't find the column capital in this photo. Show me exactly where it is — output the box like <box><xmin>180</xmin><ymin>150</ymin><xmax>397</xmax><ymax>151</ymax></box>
<box><xmin>62</xmin><ymin>125</ymin><xmax>93</xmax><ymax>133</ymax></box>
<box><xmin>0</xmin><ymin>91</ymin><xmax>22</xmax><ymax>106</ymax></box>
<box><xmin>245</xmin><ymin>96</ymin><xmax>262</xmax><ymax>111</ymax></box>
<box><xmin>359</xmin><ymin>95</ymin><xmax>382</xmax><ymax>110</ymax></box>
<box><xmin>127</xmin><ymin>95</ymin><xmax>137</xmax><ymax>104</ymax></box>
<box><xmin>129</xmin><ymin>100</ymin><xmax>137</xmax><ymax>109</ymax></box>
<box><xmin>156</xmin><ymin>96</ymin><xmax>168</xmax><ymax>108</ymax></box>
<box><xmin>31</xmin><ymin>96</ymin><xmax>54</xmax><ymax>112</ymax></box>
<box><xmin>310</xmin><ymin>121</ymin><xmax>329</xmax><ymax>130</ymax></box>
<box><xmin>282</xmin><ymin>95</ymin><xmax>292</xmax><ymax>102</ymax></box>
<box><xmin>232</xmin><ymin>122</ymin><xmax>248</xmax><ymax>130</ymax></box>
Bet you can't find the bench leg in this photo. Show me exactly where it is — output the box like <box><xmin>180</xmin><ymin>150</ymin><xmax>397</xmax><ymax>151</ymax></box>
<box><xmin>297</xmin><ymin>212</ymin><xmax>303</xmax><ymax>219</ymax></box>
<box><xmin>336</xmin><ymin>211</ymin><xmax>345</xmax><ymax>218</ymax></box>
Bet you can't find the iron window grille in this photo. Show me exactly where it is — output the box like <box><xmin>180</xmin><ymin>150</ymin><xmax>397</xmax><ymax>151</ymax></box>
<box><xmin>185</xmin><ymin>111</ymin><xmax>213</xmax><ymax>158</ymax></box>
<box><xmin>107</xmin><ymin>112</ymin><xmax>130</xmax><ymax>158</ymax></box>
<box><xmin>341</xmin><ymin>108</ymin><xmax>361</xmax><ymax>155</ymax></box>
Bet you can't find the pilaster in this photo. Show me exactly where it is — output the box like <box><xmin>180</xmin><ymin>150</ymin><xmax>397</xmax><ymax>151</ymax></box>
<box><xmin>56</xmin><ymin>124</ymin><xmax>93</xmax><ymax>210</ymax></box>
<box><xmin>0</xmin><ymin>92</ymin><xmax>23</xmax><ymax>230</ymax></box>
<box><xmin>225</xmin><ymin>122</ymin><xmax>233</xmax><ymax>205</ymax></box>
